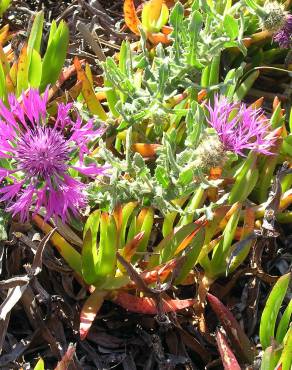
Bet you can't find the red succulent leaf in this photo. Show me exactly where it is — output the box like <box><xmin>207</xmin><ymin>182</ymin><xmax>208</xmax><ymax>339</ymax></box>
<box><xmin>112</xmin><ymin>291</ymin><xmax>197</xmax><ymax>314</ymax></box>
<box><xmin>207</xmin><ymin>293</ymin><xmax>255</xmax><ymax>364</ymax></box>
<box><xmin>54</xmin><ymin>344</ymin><xmax>76</xmax><ymax>370</ymax></box>
<box><xmin>216</xmin><ymin>330</ymin><xmax>241</xmax><ymax>370</ymax></box>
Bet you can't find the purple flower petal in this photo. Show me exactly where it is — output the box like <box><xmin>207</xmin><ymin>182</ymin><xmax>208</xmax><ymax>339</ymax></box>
<box><xmin>72</xmin><ymin>164</ymin><xmax>111</xmax><ymax>176</ymax></box>
<box><xmin>0</xmin><ymin>181</ymin><xmax>24</xmax><ymax>202</ymax></box>
<box><xmin>8</xmin><ymin>186</ymin><xmax>34</xmax><ymax>222</ymax></box>
<box><xmin>55</xmin><ymin>102</ymin><xmax>74</xmax><ymax>130</ymax></box>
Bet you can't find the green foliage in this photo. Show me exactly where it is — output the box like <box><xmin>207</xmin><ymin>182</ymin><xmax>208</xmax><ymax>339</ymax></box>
<box><xmin>39</xmin><ymin>20</ymin><xmax>69</xmax><ymax>91</ymax></box>
<box><xmin>0</xmin><ymin>0</ymin><xmax>10</xmax><ymax>17</ymax></box>
<box><xmin>103</xmin><ymin>1</ymin><xmax>248</xmax><ymax>135</ymax></box>
<box><xmin>0</xmin><ymin>10</ymin><xmax>69</xmax><ymax>99</ymax></box>
<box><xmin>260</xmin><ymin>273</ymin><xmax>292</xmax><ymax>370</ymax></box>
<box><xmin>33</xmin><ymin>358</ymin><xmax>45</xmax><ymax>370</ymax></box>
<box><xmin>260</xmin><ymin>273</ymin><xmax>291</xmax><ymax>350</ymax></box>
<box><xmin>87</xmin><ymin>0</ymin><xmax>292</xmax><ymax>288</ymax></box>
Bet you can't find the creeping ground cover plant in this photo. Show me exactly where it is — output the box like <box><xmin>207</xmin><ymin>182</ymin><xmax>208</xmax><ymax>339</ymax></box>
<box><xmin>0</xmin><ymin>0</ymin><xmax>291</xmax><ymax>369</ymax></box>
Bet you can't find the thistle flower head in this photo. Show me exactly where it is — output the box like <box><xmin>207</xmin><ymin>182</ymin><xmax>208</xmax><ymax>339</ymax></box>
<box><xmin>273</xmin><ymin>13</ymin><xmax>292</xmax><ymax>48</ymax></box>
<box><xmin>255</xmin><ymin>1</ymin><xmax>292</xmax><ymax>48</ymax></box>
<box><xmin>0</xmin><ymin>88</ymin><xmax>108</xmax><ymax>222</ymax></box>
<box><xmin>205</xmin><ymin>95</ymin><xmax>276</xmax><ymax>157</ymax></box>
<box><xmin>260</xmin><ymin>1</ymin><xmax>287</xmax><ymax>32</ymax></box>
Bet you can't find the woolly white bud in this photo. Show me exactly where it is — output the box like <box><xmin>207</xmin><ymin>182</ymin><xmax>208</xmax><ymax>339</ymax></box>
<box><xmin>260</xmin><ymin>1</ymin><xmax>288</xmax><ymax>32</ymax></box>
<box><xmin>194</xmin><ymin>135</ymin><xmax>227</xmax><ymax>171</ymax></box>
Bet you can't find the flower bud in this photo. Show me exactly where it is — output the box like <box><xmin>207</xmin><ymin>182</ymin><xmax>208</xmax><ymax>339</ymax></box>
<box><xmin>194</xmin><ymin>135</ymin><xmax>227</xmax><ymax>171</ymax></box>
<box><xmin>260</xmin><ymin>1</ymin><xmax>287</xmax><ymax>32</ymax></box>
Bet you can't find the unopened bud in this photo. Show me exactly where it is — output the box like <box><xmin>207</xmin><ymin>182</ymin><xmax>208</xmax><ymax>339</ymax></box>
<box><xmin>260</xmin><ymin>1</ymin><xmax>287</xmax><ymax>32</ymax></box>
<box><xmin>194</xmin><ymin>135</ymin><xmax>227</xmax><ymax>171</ymax></box>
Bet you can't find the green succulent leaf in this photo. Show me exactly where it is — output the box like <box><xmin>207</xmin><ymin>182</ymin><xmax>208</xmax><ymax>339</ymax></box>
<box><xmin>260</xmin><ymin>272</ymin><xmax>291</xmax><ymax>350</ymax></box>
<box><xmin>39</xmin><ymin>20</ymin><xmax>69</xmax><ymax>91</ymax></box>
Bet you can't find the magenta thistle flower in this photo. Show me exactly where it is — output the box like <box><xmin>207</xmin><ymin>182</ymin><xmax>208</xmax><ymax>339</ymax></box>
<box><xmin>0</xmin><ymin>88</ymin><xmax>108</xmax><ymax>222</ymax></box>
<box><xmin>273</xmin><ymin>14</ymin><xmax>292</xmax><ymax>48</ymax></box>
<box><xmin>205</xmin><ymin>95</ymin><xmax>276</xmax><ymax>156</ymax></box>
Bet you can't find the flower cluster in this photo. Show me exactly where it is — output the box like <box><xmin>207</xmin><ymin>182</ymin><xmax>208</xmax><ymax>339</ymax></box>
<box><xmin>0</xmin><ymin>89</ymin><xmax>108</xmax><ymax>222</ymax></box>
<box><xmin>259</xmin><ymin>1</ymin><xmax>292</xmax><ymax>48</ymax></box>
<box><xmin>205</xmin><ymin>95</ymin><xmax>276</xmax><ymax>157</ymax></box>
<box><xmin>273</xmin><ymin>14</ymin><xmax>292</xmax><ymax>48</ymax></box>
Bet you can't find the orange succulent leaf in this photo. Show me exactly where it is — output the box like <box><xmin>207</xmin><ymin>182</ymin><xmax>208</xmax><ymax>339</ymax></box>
<box><xmin>241</xmin><ymin>208</ymin><xmax>255</xmax><ymax>238</ymax></box>
<box><xmin>198</xmin><ymin>89</ymin><xmax>207</xmax><ymax>102</ymax></box>
<box><xmin>116</xmin><ymin>258</ymin><xmax>180</xmax><ymax>290</ymax></box>
<box><xmin>6</xmin><ymin>73</ymin><xmax>15</xmax><ymax>94</ymax></box>
<box><xmin>8</xmin><ymin>60</ymin><xmax>17</xmax><ymax>85</ymax></box>
<box><xmin>0</xmin><ymin>24</ymin><xmax>9</xmax><ymax>45</ymax></box>
<box><xmin>137</xmin><ymin>258</ymin><xmax>180</xmax><ymax>285</ymax></box>
<box><xmin>250</xmin><ymin>30</ymin><xmax>273</xmax><ymax>44</ymax></box>
<box><xmin>207</xmin><ymin>293</ymin><xmax>255</xmax><ymax>363</ymax></box>
<box><xmin>73</xmin><ymin>56</ymin><xmax>107</xmax><ymax>120</ymax></box>
<box><xmin>124</xmin><ymin>0</ymin><xmax>141</xmax><ymax>35</ymax></box>
<box><xmin>251</xmin><ymin>97</ymin><xmax>264</xmax><ymax>109</ymax></box>
<box><xmin>242</xmin><ymin>37</ymin><xmax>252</xmax><ymax>47</ymax></box>
<box><xmin>0</xmin><ymin>44</ymin><xmax>9</xmax><ymax>75</ymax></box>
<box><xmin>112</xmin><ymin>291</ymin><xmax>197</xmax><ymax>314</ymax></box>
<box><xmin>174</xmin><ymin>220</ymin><xmax>208</xmax><ymax>255</ymax></box>
<box><xmin>148</xmin><ymin>32</ymin><xmax>171</xmax><ymax>45</ymax></box>
<box><xmin>233</xmin><ymin>207</ymin><xmax>255</xmax><ymax>242</ymax></box>
<box><xmin>121</xmin><ymin>231</ymin><xmax>145</xmax><ymax>262</ymax></box>
<box><xmin>209</xmin><ymin>167</ymin><xmax>222</xmax><ymax>180</ymax></box>
<box><xmin>146</xmin><ymin>0</ymin><xmax>164</xmax><ymax>21</ymax></box>
<box><xmin>218</xmin><ymin>202</ymin><xmax>241</xmax><ymax>230</ymax></box>
<box><xmin>161</xmin><ymin>25</ymin><xmax>173</xmax><ymax>35</ymax></box>
<box><xmin>113</xmin><ymin>203</ymin><xmax>123</xmax><ymax>240</ymax></box>
<box><xmin>16</xmin><ymin>43</ymin><xmax>29</xmax><ymax>97</ymax></box>
<box><xmin>95</xmin><ymin>91</ymin><xmax>106</xmax><ymax>101</ymax></box>
<box><xmin>131</xmin><ymin>143</ymin><xmax>161</xmax><ymax>158</ymax></box>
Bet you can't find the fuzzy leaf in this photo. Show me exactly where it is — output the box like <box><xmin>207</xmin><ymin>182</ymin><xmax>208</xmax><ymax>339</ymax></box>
<box><xmin>223</xmin><ymin>14</ymin><xmax>239</xmax><ymax>40</ymax></box>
